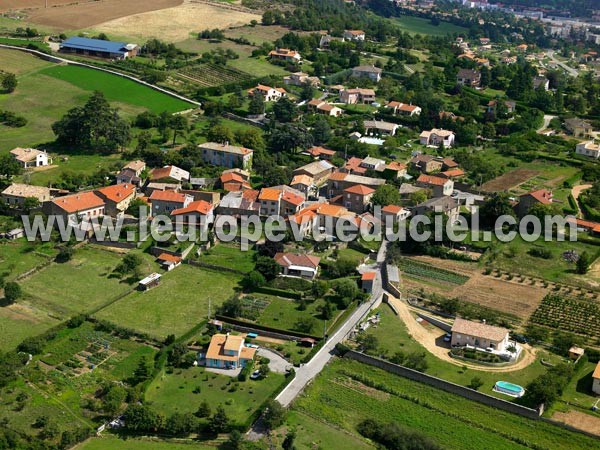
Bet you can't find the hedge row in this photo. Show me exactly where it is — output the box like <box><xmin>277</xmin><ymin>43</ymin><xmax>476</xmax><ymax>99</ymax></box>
<box><xmin>254</xmin><ymin>286</ymin><xmax>303</xmax><ymax>299</ymax></box>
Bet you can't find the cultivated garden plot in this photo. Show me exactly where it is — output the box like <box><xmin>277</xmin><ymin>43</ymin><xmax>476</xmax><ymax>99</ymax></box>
<box><xmin>397</xmin><ymin>258</ymin><xmax>470</xmax><ymax>285</ymax></box>
<box><xmin>530</xmin><ymin>294</ymin><xmax>600</xmax><ymax>338</ymax></box>
<box><xmin>177</xmin><ymin>63</ymin><xmax>254</xmax><ymax>88</ymax></box>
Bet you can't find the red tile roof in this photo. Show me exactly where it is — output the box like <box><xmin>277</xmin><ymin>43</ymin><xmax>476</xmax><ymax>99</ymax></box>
<box><xmin>96</xmin><ymin>184</ymin><xmax>135</xmax><ymax>203</ymax></box>
<box><xmin>328</xmin><ymin>171</ymin><xmax>348</xmax><ymax>181</ymax></box>
<box><xmin>149</xmin><ymin>190</ymin><xmax>186</xmax><ymax>203</ymax></box>
<box><xmin>524</xmin><ymin>189</ymin><xmax>552</xmax><ymax>205</ymax></box>
<box><xmin>282</xmin><ymin>191</ymin><xmax>304</xmax><ymax>206</ymax></box>
<box><xmin>344</xmin><ymin>184</ymin><xmax>375</xmax><ymax>195</ymax></box>
<box><xmin>381</xmin><ymin>205</ymin><xmax>403</xmax><ymax>214</ymax></box>
<box><xmin>259</xmin><ymin>188</ymin><xmax>282</xmax><ymax>202</ymax></box>
<box><xmin>417</xmin><ymin>174</ymin><xmax>449</xmax><ymax>186</ymax></box>
<box><xmin>274</xmin><ymin>252</ymin><xmax>320</xmax><ymax>269</ymax></box>
<box><xmin>157</xmin><ymin>253</ymin><xmax>182</xmax><ymax>263</ymax></box>
<box><xmin>361</xmin><ymin>272</ymin><xmax>376</xmax><ymax>281</ymax></box>
<box><xmin>52</xmin><ymin>191</ymin><xmax>105</xmax><ymax>213</ymax></box>
<box><xmin>171</xmin><ymin>200</ymin><xmax>213</xmax><ymax>216</ymax></box>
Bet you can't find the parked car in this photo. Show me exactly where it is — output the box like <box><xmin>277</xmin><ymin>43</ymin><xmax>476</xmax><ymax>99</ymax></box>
<box><xmin>443</xmin><ymin>333</ymin><xmax>452</xmax><ymax>342</ymax></box>
<box><xmin>250</xmin><ymin>370</ymin><xmax>261</xmax><ymax>380</ymax></box>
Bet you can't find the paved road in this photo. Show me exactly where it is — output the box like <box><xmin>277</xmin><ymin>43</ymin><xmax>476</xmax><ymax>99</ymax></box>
<box><xmin>546</xmin><ymin>50</ymin><xmax>578</xmax><ymax>77</ymax></box>
<box><xmin>537</xmin><ymin>114</ymin><xmax>557</xmax><ymax>134</ymax></box>
<box><xmin>274</xmin><ymin>240</ymin><xmax>387</xmax><ymax>408</ymax></box>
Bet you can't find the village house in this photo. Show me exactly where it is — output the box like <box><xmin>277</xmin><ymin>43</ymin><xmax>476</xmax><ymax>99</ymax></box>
<box><xmin>343</xmin><ymin>29</ymin><xmax>366</xmax><ymax>41</ymax></box>
<box><xmin>205</xmin><ymin>334</ymin><xmax>257</xmax><ymax>369</ymax></box>
<box><xmin>10</xmin><ymin>147</ymin><xmax>51</xmax><ymax>168</ymax></box>
<box><xmin>156</xmin><ymin>253</ymin><xmax>182</xmax><ymax>271</ymax></box>
<box><xmin>516</xmin><ymin>189</ymin><xmax>552</xmax><ymax>217</ymax></box>
<box><xmin>410</xmin><ymin>154</ymin><xmax>443</xmax><ymax>173</ymax></box>
<box><xmin>576</xmin><ymin>141</ymin><xmax>600</xmax><ymax>159</ymax></box>
<box><xmin>274</xmin><ymin>252</ymin><xmax>321</xmax><ymax>279</ymax></box>
<box><xmin>340</xmin><ymin>88</ymin><xmax>376</xmax><ymax>104</ymax></box>
<box><xmin>247</xmin><ymin>84</ymin><xmax>287</xmax><ymax>102</ymax></box>
<box><xmin>439</xmin><ymin>169</ymin><xmax>466</xmax><ymax>179</ymax></box>
<box><xmin>293</xmin><ymin>160</ymin><xmax>336</xmax><ymax>186</ymax></box>
<box><xmin>565</xmin><ymin>118</ymin><xmax>593</xmax><ymax>138</ymax></box>
<box><xmin>385</xmin><ymin>101</ymin><xmax>422</xmax><ymax>116</ymax></box>
<box><xmin>456</xmin><ymin>68</ymin><xmax>481</xmax><ymax>87</ymax></box>
<box><xmin>384</xmin><ymin>162</ymin><xmax>408</xmax><ymax>179</ymax></box>
<box><xmin>412</xmin><ymin>196</ymin><xmax>460</xmax><ymax>223</ymax></box>
<box><xmin>343</xmin><ymin>184</ymin><xmax>375</xmax><ymax>213</ymax></box>
<box><xmin>290</xmin><ymin>174</ymin><xmax>314</xmax><ymax>196</ymax></box>
<box><xmin>360</xmin><ymin>156</ymin><xmax>386</xmax><ymax>172</ymax></box>
<box><xmin>1</xmin><ymin>183</ymin><xmax>52</xmax><ymax>207</ymax></box>
<box><xmin>319</xmin><ymin>34</ymin><xmax>343</xmax><ymax>49</ymax></box>
<box><xmin>144</xmin><ymin>182</ymin><xmax>179</xmax><ymax>198</ymax></box>
<box><xmin>199</xmin><ymin>142</ymin><xmax>254</xmax><ymax>170</ymax></box>
<box><xmin>180</xmin><ymin>190</ymin><xmax>220</xmax><ymax>206</ymax></box>
<box><xmin>351</xmin><ymin>65</ymin><xmax>383</xmax><ymax>82</ymax></box>
<box><xmin>219</xmin><ymin>171</ymin><xmax>252</xmax><ymax>192</ymax></box>
<box><xmin>327</xmin><ymin>172</ymin><xmax>386</xmax><ymax>197</ymax></box>
<box><xmin>258</xmin><ymin>188</ymin><xmax>282</xmax><ymax>216</ymax></box>
<box><xmin>216</xmin><ymin>190</ymin><xmax>260</xmax><ymax>218</ymax></box>
<box><xmin>381</xmin><ymin>204</ymin><xmax>411</xmax><ymax>226</ymax></box>
<box><xmin>593</xmin><ymin>362</ymin><xmax>600</xmax><ymax>395</ymax></box>
<box><xmin>533</xmin><ymin>76</ymin><xmax>550</xmax><ymax>91</ymax></box>
<box><xmin>419</xmin><ymin>129</ymin><xmax>456</xmax><ymax>148</ymax></box>
<box><xmin>416</xmin><ymin>174</ymin><xmax>454</xmax><ymax>197</ymax></box>
<box><xmin>361</xmin><ymin>272</ymin><xmax>376</xmax><ymax>293</ymax></box>
<box><xmin>307</xmin><ymin>99</ymin><xmax>343</xmax><ymax>117</ymax></box>
<box><xmin>364</xmin><ymin>120</ymin><xmax>399</xmax><ymax>137</ymax></box>
<box><xmin>48</xmin><ymin>191</ymin><xmax>105</xmax><ymax>223</ymax></box>
<box><xmin>117</xmin><ymin>160</ymin><xmax>146</xmax><ymax>185</ymax></box>
<box><xmin>487</xmin><ymin>99</ymin><xmax>516</xmax><ymax>114</ymax></box>
<box><xmin>281</xmin><ymin>191</ymin><xmax>305</xmax><ymax>216</ymax></box>
<box><xmin>304</xmin><ymin>146</ymin><xmax>336</xmax><ymax>161</ymax></box>
<box><xmin>149</xmin><ymin>190</ymin><xmax>192</xmax><ymax>216</ymax></box>
<box><xmin>150</xmin><ymin>165</ymin><xmax>190</xmax><ymax>184</ymax></box>
<box><xmin>171</xmin><ymin>200</ymin><xmax>214</xmax><ymax>234</ymax></box>
<box><xmin>451</xmin><ymin>318</ymin><xmax>510</xmax><ymax>352</ymax></box>
<box><xmin>59</xmin><ymin>36</ymin><xmax>139</xmax><ymax>60</ymax></box>
<box><xmin>94</xmin><ymin>183</ymin><xmax>136</xmax><ymax>217</ymax></box>
<box><xmin>342</xmin><ymin>157</ymin><xmax>368</xmax><ymax>175</ymax></box>
<box><xmin>268</xmin><ymin>48</ymin><xmax>301</xmax><ymax>62</ymax></box>
<box><xmin>283</xmin><ymin>71</ymin><xmax>320</xmax><ymax>87</ymax></box>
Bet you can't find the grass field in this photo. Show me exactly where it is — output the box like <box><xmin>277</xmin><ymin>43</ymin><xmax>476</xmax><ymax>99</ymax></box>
<box><xmin>38</xmin><ymin>65</ymin><xmax>192</xmax><ymax>113</ymax></box>
<box><xmin>392</xmin><ymin>16</ymin><xmax>467</xmax><ymax>37</ymax></box>
<box><xmin>20</xmin><ymin>246</ymin><xmax>144</xmax><ymax>317</ymax></box>
<box><xmin>200</xmin><ymin>243</ymin><xmax>256</xmax><ymax>273</ymax></box>
<box><xmin>294</xmin><ymin>358</ymin><xmax>599</xmax><ymax>450</ymax></box>
<box><xmin>145</xmin><ymin>366</ymin><xmax>285</xmax><ymax>424</ymax></box>
<box><xmin>76</xmin><ymin>436</ymin><xmax>220</xmax><ymax>450</ymax></box>
<box><xmin>95</xmin><ymin>265</ymin><xmax>241</xmax><ymax>339</ymax></box>
<box><xmin>252</xmin><ymin>295</ymin><xmax>328</xmax><ymax>333</ymax></box>
<box><xmin>0</xmin><ymin>48</ymin><xmax>53</xmax><ymax>75</ymax></box>
<box><xmin>0</xmin><ymin>303</ymin><xmax>60</xmax><ymax>352</ymax></box>
<box><xmin>25</xmin><ymin>153</ymin><xmax>125</xmax><ymax>186</ymax></box>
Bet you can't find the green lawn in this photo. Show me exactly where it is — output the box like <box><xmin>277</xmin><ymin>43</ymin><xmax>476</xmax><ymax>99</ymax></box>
<box><xmin>76</xmin><ymin>436</ymin><xmax>220</xmax><ymax>450</ymax></box>
<box><xmin>294</xmin><ymin>358</ymin><xmax>599</xmax><ymax>450</ymax></box>
<box><xmin>200</xmin><ymin>243</ymin><xmax>256</xmax><ymax>273</ymax></box>
<box><xmin>553</xmin><ymin>359</ymin><xmax>600</xmax><ymax>414</ymax></box>
<box><xmin>269</xmin><ymin>410</ymin><xmax>375</xmax><ymax>449</ymax></box>
<box><xmin>38</xmin><ymin>65</ymin><xmax>193</xmax><ymax>114</ymax></box>
<box><xmin>361</xmin><ymin>304</ymin><xmax>560</xmax><ymax>397</ymax></box>
<box><xmin>0</xmin><ymin>48</ymin><xmax>53</xmax><ymax>76</ymax></box>
<box><xmin>20</xmin><ymin>246</ymin><xmax>142</xmax><ymax>317</ymax></box>
<box><xmin>392</xmin><ymin>16</ymin><xmax>467</xmax><ymax>37</ymax></box>
<box><xmin>0</xmin><ymin>240</ymin><xmax>57</xmax><ymax>280</ymax></box>
<box><xmin>145</xmin><ymin>366</ymin><xmax>285</xmax><ymax>424</ymax></box>
<box><xmin>0</xmin><ymin>304</ymin><xmax>60</xmax><ymax>352</ymax></box>
<box><xmin>253</xmin><ymin>295</ymin><xmax>328</xmax><ymax>334</ymax></box>
<box><xmin>95</xmin><ymin>265</ymin><xmax>242</xmax><ymax>339</ymax></box>
<box><xmin>228</xmin><ymin>56</ymin><xmax>289</xmax><ymax>77</ymax></box>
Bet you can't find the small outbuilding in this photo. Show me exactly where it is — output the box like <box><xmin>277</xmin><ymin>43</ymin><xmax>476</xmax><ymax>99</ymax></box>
<box><xmin>568</xmin><ymin>345</ymin><xmax>585</xmax><ymax>361</ymax></box>
<box><xmin>138</xmin><ymin>273</ymin><xmax>162</xmax><ymax>291</ymax></box>
<box><xmin>156</xmin><ymin>253</ymin><xmax>182</xmax><ymax>271</ymax></box>
<box><xmin>361</xmin><ymin>272</ymin><xmax>376</xmax><ymax>293</ymax></box>
<box><xmin>592</xmin><ymin>362</ymin><xmax>600</xmax><ymax>395</ymax></box>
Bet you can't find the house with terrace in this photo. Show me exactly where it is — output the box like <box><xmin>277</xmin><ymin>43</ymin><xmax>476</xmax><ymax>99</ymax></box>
<box><xmin>419</xmin><ymin>129</ymin><xmax>455</xmax><ymax>148</ymax></box>
<box><xmin>205</xmin><ymin>334</ymin><xmax>256</xmax><ymax>369</ymax></box>
<box><xmin>10</xmin><ymin>147</ymin><xmax>51</xmax><ymax>168</ymax></box>
<box><xmin>2</xmin><ymin>183</ymin><xmax>52</xmax><ymax>208</ymax></box>
<box><xmin>274</xmin><ymin>252</ymin><xmax>321</xmax><ymax>279</ymax></box>
<box><xmin>340</xmin><ymin>88</ymin><xmax>376</xmax><ymax>104</ymax></box>
<box><xmin>248</xmin><ymin>84</ymin><xmax>287</xmax><ymax>102</ymax></box>
<box><xmin>385</xmin><ymin>101</ymin><xmax>422</xmax><ymax>116</ymax></box>
<box><xmin>451</xmin><ymin>318</ymin><xmax>510</xmax><ymax>353</ymax></box>
<box><xmin>269</xmin><ymin>48</ymin><xmax>301</xmax><ymax>62</ymax></box>
<box><xmin>351</xmin><ymin>65</ymin><xmax>383</xmax><ymax>82</ymax></box>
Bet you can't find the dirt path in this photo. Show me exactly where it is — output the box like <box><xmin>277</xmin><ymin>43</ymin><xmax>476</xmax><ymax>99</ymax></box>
<box><xmin>386</xmin><ymin>296</ymin><xmax>537</xmax><ymax>372</ymax></box>
<box><xmin>552</xmin><ymin>410</ymin><xmax>600</xmax><ymax>437</ymax></box>
<box><xmin>571</xmin><ymin>184</ymin><xmax>592</xmax><ymax>218</ymax></box>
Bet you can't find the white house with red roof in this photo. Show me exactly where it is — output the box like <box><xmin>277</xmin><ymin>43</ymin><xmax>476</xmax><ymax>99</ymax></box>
<box><xmin>268</xmin><ymin>48</ymin><xmax>301</xmax><ymax>62</ymax></box>
<box><xmin>343</xmin><ymin>29</ymin><xmax>366</xmax><ymax>41</ymax></box>
<box><xmin>419</xmin><ymin>129</ymin><xmax>456</xmax><ymax>148</ymax></box>
<box><xmin>385</xmin><ymin>101</ymin><xmax>421</xmax><ymax>116</ymax></box>
<box><xmin>171</xmin><ymin>200</ymin><xmax>214</xmax><ymax>234</ymax></box>
<box><xmin>381</xmin><ymin>204</ymin><xmax>411</xmax><ymax>226</ymax></box>
<box><xmin>248</xmin><ymin>84</ymin><xmax>287</xmax><ymax>102</ymax></box>
<box><xmin>49</xmin><ymin>191</ymin><xmax>105</xmax><ymax>223</ymax></box>
<box><xmin>416</xmin><ymin>174</ymin><xmax>454</xmax><ymax>197</ymax></box>
<box><xmin>274</xmin><ymin>252</ymin><xmax>321</xmax><ymax>279</ymax></box>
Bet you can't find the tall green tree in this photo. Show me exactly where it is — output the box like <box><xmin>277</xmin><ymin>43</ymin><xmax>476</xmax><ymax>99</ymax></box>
<box><xmin>2</xmin><ymin>73</ymin><xmax>17</xmax><ymax>93</ymax></box>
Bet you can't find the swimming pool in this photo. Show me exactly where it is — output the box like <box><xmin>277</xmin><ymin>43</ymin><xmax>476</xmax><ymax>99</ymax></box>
<box><xmin>494</xmin><ymin>381</ymin><xmax>525</xmax><ymax>398</ymax></box>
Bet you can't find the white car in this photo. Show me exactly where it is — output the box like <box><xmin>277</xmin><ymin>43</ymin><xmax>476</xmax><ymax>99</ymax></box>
<box><xmin>250</xmin><ymin>370</ymin><xmax>261</xmax><ymax>380</ymax></box>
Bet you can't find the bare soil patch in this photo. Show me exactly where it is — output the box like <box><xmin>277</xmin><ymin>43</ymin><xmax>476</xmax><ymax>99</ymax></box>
<box><xmin>481</xmin><ymin>168</ymin><xmax>540</xmax><ymax>193</ymax></box>
<box><xmin>403</xmin><ymin>256</ymin><xmax>547</xmax><ymax>320</ymax></box>
<box><xmin>22</xmin><ymin>0</ymin><xmax>182</xmax><ymax>30</ymax></box>
<box><xmin>1</xmin><ymin>0</ymin><xmax>78</xmax><ymax>12</ymax></box>
<box><xmin>553</xmin><ymin>410</ymin><xmax>600</xmax><ymax>437</ymax></box>
<box><xmin>93</xmin><ymin>0</ymin><xmax>261</xmax><ymax>42</ymax></box>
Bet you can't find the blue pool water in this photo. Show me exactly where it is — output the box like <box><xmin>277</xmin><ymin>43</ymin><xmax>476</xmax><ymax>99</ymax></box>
<box><xmin>494</xmin><ymin>381</ymin><xmax>525</xmax><ymax>397</ymax></box>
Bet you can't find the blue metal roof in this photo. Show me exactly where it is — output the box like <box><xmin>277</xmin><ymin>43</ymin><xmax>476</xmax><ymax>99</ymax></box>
<box><xmin>60</xmin><ymin>37</ymin><xmax>129</xmax><ymax>55</ymax></box>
